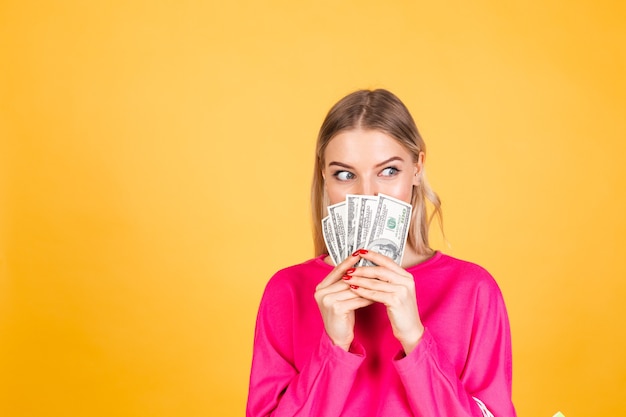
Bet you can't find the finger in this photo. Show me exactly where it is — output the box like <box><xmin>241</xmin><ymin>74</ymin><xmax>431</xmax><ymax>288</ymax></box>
<box><xmin>316</xmin><ymin>252</ymin><xmax>361</xmax><ymax>290</ymax></box>
<box><xmin>333</xmin><ymin>296</ymin><xmax>375</xmax><ymax>312</ymax></box>
<box><xmin>350</xmin><ymin>265</ymin><xmax>412</xmax><ymax>285</ymax></box>
<box><xmin>316</xmin><ymin>279</ymin><xmax>368</xmax><ymax>305</ymax></box>
<box><xmin>346</xmin><ymin>276</ymin><xmax>398</xmax><ymax>293</ymax></box>
<box><xmin>350</xmin><ymin>284</ymin><xmax>407</xmax><ymax>306</ymax></box>
<box><xmin>318</xmin><ymin>288</ymin><xmax>374</xmax><ymax>314</ymax></box>
<box><xmin>357</xmin><ymin>249</ymin><xmax>408</xmax><ymax>274</ymax></box>
<box><xmin>319</xmin><ymin>285</ymin><xmax>360</xmax><ymax>303</ymax></box>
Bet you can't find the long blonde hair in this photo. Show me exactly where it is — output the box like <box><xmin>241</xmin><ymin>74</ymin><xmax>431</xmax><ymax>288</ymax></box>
<box><xmin>311</xmin><ymin>89</ymin><xmax>442</xmax><ymax>256</ymax></box>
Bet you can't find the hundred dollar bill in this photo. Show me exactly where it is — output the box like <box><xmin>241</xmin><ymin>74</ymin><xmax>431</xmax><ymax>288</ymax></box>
<box><xmin>353</xmin><ymin>195</ymin><xmax>380</xmax><ymax>256</ymax></box>
<box><xmin>327</xmin><ymin>201</ymin><xmax>348</xmax><ymax>260</ymax></box>
<box><xmin>345</xmin><ymin>195</ymin><xmax>361</xmax><ymax>258</ymax></box>
<box><xmin>322</xmin><ymin>216</ymin><xmax>341</xmax><ymax>266</ymax></box>
<box><xmin>363</xmin><ymin>194</ymin><xmax>412</xmax><ymax>266</ymax></box>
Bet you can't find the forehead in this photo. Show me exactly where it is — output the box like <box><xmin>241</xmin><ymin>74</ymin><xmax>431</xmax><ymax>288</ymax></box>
<box><xmin>324</xmin><ymin>129</ymin><xmax>412</xmax><ymax>164</ymax></box>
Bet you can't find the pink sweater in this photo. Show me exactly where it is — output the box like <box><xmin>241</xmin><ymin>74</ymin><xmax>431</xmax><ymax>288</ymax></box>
<box><xmin>247</xmin><ymin>252</ymin><xmax>516</xmax><ymax>416</ymax></box>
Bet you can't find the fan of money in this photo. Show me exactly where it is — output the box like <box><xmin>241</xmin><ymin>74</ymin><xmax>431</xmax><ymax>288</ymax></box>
<box><xmin>322</xmin><ymin>193</ymin><xmax>412</xmax><ymax>266</ymax></box>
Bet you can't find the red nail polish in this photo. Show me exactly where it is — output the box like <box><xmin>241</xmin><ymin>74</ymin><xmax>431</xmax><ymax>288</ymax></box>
<box><xmin>346</xmin><ymin>268</ymin><xmax>356</xmax><ymax>274</ymax></box>
<box><xmin>358</xmin><ymin>249</ymin><xmax>368</xmax><ymax>255</ymax></box>
<box><xmin>351</xmin><ymin>250</ymin><xmax>360</xmax><ymax>257</ymax></box>
<box><xmin>342</xmin><ymin>275</ymin><xmax>352</xmax><ymax>280</ymax></box>
<box><xmin>350</xmin><ymin>285</ymin><xmax>359</xmax><ymax>289</ymax></box>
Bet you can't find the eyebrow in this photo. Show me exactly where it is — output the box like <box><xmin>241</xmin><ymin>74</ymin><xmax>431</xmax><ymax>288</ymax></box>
<box><xmin>328</xmin><ymin>156</ymin><xmax>405</xmax><ymax>169</ymax></box>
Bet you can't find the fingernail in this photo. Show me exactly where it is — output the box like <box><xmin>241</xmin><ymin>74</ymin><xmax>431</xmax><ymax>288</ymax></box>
<box><xmin>342</xmin><ymin>275</ymin><xmax>352</xmax><ymax>280</ymax></box>
<box><xmin>350</xmin><ymin>285</ymin><xmax>359</xmax><ymax>289</ymax></box>
<box><xmin>346</xmin><ymin>268</ymin><xmax>356</xmax><ymax>274</ymax></box>
<box><xmin>351</xmin><ymin>250</ymin><xmax>360</xmax><ymax>257</ymax></box>
<box><xmin>358</xmin><ymin>249</ymin><xmax>368</xmax><ymax>255</ymax></box>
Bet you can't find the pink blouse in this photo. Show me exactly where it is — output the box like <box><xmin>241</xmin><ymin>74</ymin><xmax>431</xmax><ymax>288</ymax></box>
<box><xmin>247</xmin><ymin>252</ymin><xmax>516</xmax><ymax>416</ymax></box>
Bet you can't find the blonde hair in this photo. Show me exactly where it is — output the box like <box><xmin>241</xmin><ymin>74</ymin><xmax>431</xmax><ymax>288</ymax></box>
<box><xmin>311</xmin><ymin>89</ymin><xmax>443</xmax><ymax>256</ymax></box>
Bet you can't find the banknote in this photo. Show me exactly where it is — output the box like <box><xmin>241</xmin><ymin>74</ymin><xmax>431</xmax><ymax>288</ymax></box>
<box><xmin>345</xmin><ymin>195</ymin><xmax>361</xmax><ymax>258</ymax></box>
<box><xmin>362</xmin><ymin>194</ymin><xmax>412</xmax><ymax>266</ymax></box>
<box><xmin>322</xmin><ymin>194</ymin><xmax>411</xmax><ymax>266</ymax></box>
<box><xmin>322</xmin><ymin>215</ymin><xmax>341</xmax><ymax>265</ymax></box>
<box><xmin>327</xmin><ymin>201</ymin><xmax>348</xmax><ymax>260</ymax></box>
<box><xmin>353</xmin><ymin>195</ymin><xmax>380</xmax><ymax>255</ymax></box>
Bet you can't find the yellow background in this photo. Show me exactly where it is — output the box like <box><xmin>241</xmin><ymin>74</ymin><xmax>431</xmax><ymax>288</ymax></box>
<box><xmin>1</xmin><ymin>1</ymin><xmax>625</xmax><ymax>416</ymax></box>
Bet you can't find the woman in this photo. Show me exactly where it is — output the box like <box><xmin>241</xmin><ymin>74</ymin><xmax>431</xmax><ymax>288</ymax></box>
<box><xmin>247</xmin><ymin>89</ymin><xmax>516</xmax><ymax>417</ymax></box>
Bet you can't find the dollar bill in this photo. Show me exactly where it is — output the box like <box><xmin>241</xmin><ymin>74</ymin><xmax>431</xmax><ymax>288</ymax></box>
<box><xmin>362</xmin><ymin>194</ymin><xmax>412</xmax><ymax>266</ymax></box>
<box><xmin>353</xmin><ymin>195</ymin><xmax>380</xmax><ymax>255</ymax></box>
<box><xmin>327</xmin><ymin>201</ymin><xmax>348</xmax><ymax>260</ymax></box>
<box><xmin>345</xmin><ymin>195</ymin><xmax>361</xmax><ymax>258</ymax></box>
<box><xmin>322</xmin><ymin>216</ymin><xmax>341</xmax><ymax>266</ymax></box>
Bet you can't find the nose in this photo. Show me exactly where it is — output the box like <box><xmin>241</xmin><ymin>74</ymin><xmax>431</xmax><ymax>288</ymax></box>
<box><xmin>358</xmin><ymin>178</ymin><xmax>377</xmax><ymax>196</ymax></box>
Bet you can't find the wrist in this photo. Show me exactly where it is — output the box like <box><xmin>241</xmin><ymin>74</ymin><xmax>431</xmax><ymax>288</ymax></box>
<box><xmin>329</xmin><ymin>335</ymin><xmax>353</xmax><ymax>352</ymax></box>
<box><xmin>399</xmin><ymin>327</ymin><xmax>424</xmax><ymax>355</ymax></box>
<box><xmin>335</xmin><ymin>341</ymin><xmax>351</xmax><ymax>352</ymax></box>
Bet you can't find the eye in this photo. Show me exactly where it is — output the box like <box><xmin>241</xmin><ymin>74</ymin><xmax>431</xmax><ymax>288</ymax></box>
<box><xmin>380</xmin><ymin>167</ymin><xmax>400</xmax><ymax>177</ymax></box>
<box><xmin>333</xmin><ymin>171</ymin><xmax>355</xmax><ymax>181</ymax></box>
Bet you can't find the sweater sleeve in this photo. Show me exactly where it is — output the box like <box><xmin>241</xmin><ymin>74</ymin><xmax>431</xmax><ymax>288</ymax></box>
<box><xmin>246</xmin><ymin>275</ymin><xmax>365</xmax><ymax>417</ymax></box>
<box><xmin>393</xmin><ymin>280</ymin><xmax>516</xmax><ymax>417</ymax></box>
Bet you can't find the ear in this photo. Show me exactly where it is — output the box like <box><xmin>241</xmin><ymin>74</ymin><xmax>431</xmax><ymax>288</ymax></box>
<box><xmin>412</xmin><ymin>152</ymin><xmax>425</xmax><ymax>186</ymax></box>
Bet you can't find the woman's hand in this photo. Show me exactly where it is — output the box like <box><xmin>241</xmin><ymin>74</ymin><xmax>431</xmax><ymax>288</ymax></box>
<box><xmin>314</xmin><ymin>251</ymin><xmax>374</xmax><ymax>351</ymax></box>
<box><xmin>348</xmin><ymin>250</ymin><xmax>425</xmax><ymax>354</ymax></box>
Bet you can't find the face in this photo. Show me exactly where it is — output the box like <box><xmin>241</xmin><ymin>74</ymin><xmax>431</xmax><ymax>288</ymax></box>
<box><xmin>322</xmin><ymin>129</ymin><xmax>424</xmax><ymax>205</ymax></box>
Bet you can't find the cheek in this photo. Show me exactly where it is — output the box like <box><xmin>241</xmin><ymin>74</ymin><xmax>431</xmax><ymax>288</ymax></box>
<box><xmin>322</xmin><ymin>173</ymin><xmax>346</xmax><ymax>205</ymax></box>
<box><xmin>326</xmin><ymin>186</ymin><xmax>347</xmax><ymax>205</ymax></box>
<box><xmin>385</xmin><ymin>177</ymin><xmax>415</xmax><ymax>204</ymax></box>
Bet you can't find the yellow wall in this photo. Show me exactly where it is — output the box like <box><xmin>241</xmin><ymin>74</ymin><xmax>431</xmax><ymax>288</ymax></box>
<box><xmin>1</xmin><ymin>1</ymin><xmax>624</xmax><ymax>416</ymax></box>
